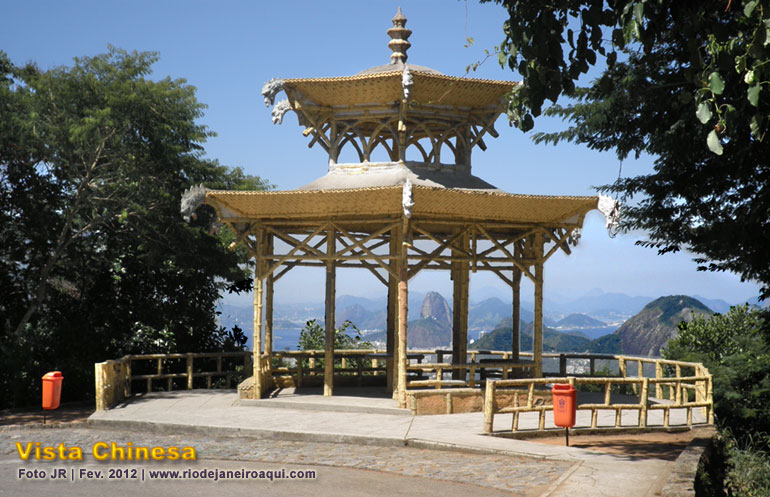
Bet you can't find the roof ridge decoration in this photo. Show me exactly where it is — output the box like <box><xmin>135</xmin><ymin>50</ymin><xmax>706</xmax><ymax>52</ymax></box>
<box><xmin>387</xmin><ymin>7</ymin><xmax>411</xmax><ymax>64</ymax></box>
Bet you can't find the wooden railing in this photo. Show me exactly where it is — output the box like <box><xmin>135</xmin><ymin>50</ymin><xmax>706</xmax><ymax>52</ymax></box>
<box><xmin>95</xmin><ymin>352</ymin><xmax>251</xmax><ymax>410</ymax></box>
<box><xmin>482</xmin><ymin>355</ymin><xmax>714</xmax><ymax>434</ymax></box>
<box><xmin>271</xmin><ymin>349</ymin><xmax>384</xmax><ymax>387</ymax></box>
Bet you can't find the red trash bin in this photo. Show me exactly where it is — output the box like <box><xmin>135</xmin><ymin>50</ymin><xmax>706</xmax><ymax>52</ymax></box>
<box><xmin>42</xmin><ymin>371</ymin><xmax>63</xmax><ymax>410</ymax></box>
<box><xmin>552</xmin><ymin>383</ymin><xmax>576</xmax><ymax>428</ymax></box>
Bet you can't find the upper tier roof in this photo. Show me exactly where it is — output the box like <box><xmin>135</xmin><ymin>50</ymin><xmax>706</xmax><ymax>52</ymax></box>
<box><xmin>281</xmin><ymin>70</ymin><xmax>516</xmax><ymax>109</ymax></box>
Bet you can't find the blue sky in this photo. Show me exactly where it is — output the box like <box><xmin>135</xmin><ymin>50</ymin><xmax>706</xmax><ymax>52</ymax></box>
<box><xmin>2</xmin><ymin>0</ymin><xmax>762</xmax><ymax>306</ymax></box>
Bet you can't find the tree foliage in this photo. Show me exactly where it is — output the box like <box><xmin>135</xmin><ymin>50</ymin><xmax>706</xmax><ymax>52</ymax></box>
<box><xmin>484</xmin><ymin>1</ymin><xmax>770</xmax><ymax>298</ymax></box>
<box><xmin>0</xmin><ymin>48</ymin><xmax>268</xmax><ymax>408</ymax></box>
<box><xmin>298</xmin><ymin>320</ymin><xmax>372</xmax><ymax>351</ymax></box>
<box><xmin>297</xmin><ymin>320</ymin><xmax>372</xmax><ymax>370</ymax></box>
<box><xmin>664</xmin><ymin>306</ymin><xmax>770</xmax><ymax>496</ymax></box>
<box><xmin>664</xmin><ymin>306</ymin><xmax>770</xmax><ymax>440</ymax></box>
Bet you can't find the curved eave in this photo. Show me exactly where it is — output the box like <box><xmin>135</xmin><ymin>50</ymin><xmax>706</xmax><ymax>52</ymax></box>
<box><xmin>205</xmin><ymin>186</ymin><xmax>598</xmax><ymax>228</ymax></box>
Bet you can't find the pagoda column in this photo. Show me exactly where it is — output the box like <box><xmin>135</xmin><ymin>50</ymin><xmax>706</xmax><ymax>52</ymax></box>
<box><xmin>396</xmin><ymin>220</ymin><xmax>409</xmax><ymax>408</ymax></box>
<box><xmin>533</xmin><ymin>231</ymin><xmax>544</xmax><ymax>378</ymax></box>
<box><xmin>252</xmin><ymin>228</ymin><xmax>266</xmax><ymax>399</ymax></box>
<box><xmin>511</xmin><ymin>243</ymin><xmax>522</xmax><ymax>363</ymax></box>
<box><xmin>265</xmin><ymin>235</ymin><xmax>274</xmax><ymax>357</ymax></box>
<box><xmin>451</xmin><ymin>232</ymin><xmax>469</xmax><ymax>380</ymax></box>
<box><xmin>387</xmin><ymin>228</ymin><xmax>399</xmax><ymax>394</ymax></box>
<box><xmin>324</xmin><ymin>228</ymin><xmax>336</xmax><ymax>396</ymax></box>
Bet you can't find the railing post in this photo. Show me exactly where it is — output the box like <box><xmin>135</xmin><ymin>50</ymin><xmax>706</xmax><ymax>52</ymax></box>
<box><xmin>125</xmin><ymin>356</ymin><xmax>132</xmax><ymax>397</ymax></box>
<box><xmin>559</xmin><ymin>354</ymin><xmax>567</xmax><ymax>376</ymax></box>
<box><xmin>296</xmin><ymin>357</ymin><xmax>304</xmax><ymax>388</ymax></box>
<box><xmin>707</xmin><ymin>374</ymin><xmax>714</xmax><ymax>424</ymax></box>
<box><xmin>639</xmin><ymin>377</ymin><xmax>649</xmax><ymax>427</ymax></box>
<box><xmin>483</xmin><ymin>379</ymin><xmax>496</xmax><ymax>434</ymax></box>
<box><xmin>187</xmin><ymin>353</ymin><xmax>194</xmax><ymax>390</ymax></box>
<box><xmin>618</xmin><ymin>357</ymin><xmax>627</xmax><ymax>395</ymax></box>
<box><xmin>95</xmin><ymin>362</ymin><xmax>105</xmax><ymax>411</ymax></box>
<box><xmin>655</xmin><ymin>361</ymin><xmax>663</xmax><ymax>399</ymax></box>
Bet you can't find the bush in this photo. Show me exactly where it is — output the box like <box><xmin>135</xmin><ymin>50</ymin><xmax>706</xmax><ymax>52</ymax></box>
<box><xmin>724</xmin><ymin>433</ymin><xmax>770</xmax><ymax>497</ymax></box>
<box><xmin>663</xmin><ymin>305</ymin><xmax>770</xmax><ymax>441</ymax></box>
<box><xmin>664</xmin><ymin>306</ymin><xmax>770</xmax><ymax>496</ymax></box>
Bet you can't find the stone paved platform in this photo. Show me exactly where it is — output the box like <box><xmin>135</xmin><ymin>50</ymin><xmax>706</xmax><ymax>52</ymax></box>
<box><xmin>72</xmin><ymin>389</ymin><xmax>714</xmax><ymax>496</ymax></box>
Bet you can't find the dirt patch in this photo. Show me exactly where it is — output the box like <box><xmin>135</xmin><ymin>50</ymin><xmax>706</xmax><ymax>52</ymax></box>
<box><xmin>529</xmin><ymin>429</ymin><xmax>698</xmax><ymax>461</ymax></box>
<box><xmin>0</xmin><ymin>402</ymin><xmax>94</xmax><ymax>427</ymax></box>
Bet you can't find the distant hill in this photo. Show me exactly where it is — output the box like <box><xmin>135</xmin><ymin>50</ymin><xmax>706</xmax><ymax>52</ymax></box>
<box><xmin>554</xmin><ymin>313</ymin><xmax>606</xmax><ymax>328</ymax></box>
<box><xmin>612</xmin><ymin>295</ymin><xmax>712</xmax><ymax>356</ymax></box>
<box><xmin>468</xmin><ymin>297</ymin><xmax>534</xmax><ymax>330</ymax></box>
<box><xmin>471</xmin><ymin>318</ymin><xmax>592</xmax><ymax>353</ymax></box>
<box><xmin>366</xmin><ymin>292</ymin><xmax>453</xmax><ymax>348</ymax></box>
<box><xmin>586</xmin><ymin>334</ymin><xmax>622</xmax><ymax>354</ymax></box>
<box><xmin>406</xmin><ymin>317</ymin><xmax>452</xmax><ymax>348</ymax></box>
<box><xmin>335</xmin><ymin>304</ymin><xmax>386</xmax><ymax>330</ymax></box>
<box><xmin>421</xmin><ymin>291</ymin><xmax>452</xmax><ymax>327</ymax></box>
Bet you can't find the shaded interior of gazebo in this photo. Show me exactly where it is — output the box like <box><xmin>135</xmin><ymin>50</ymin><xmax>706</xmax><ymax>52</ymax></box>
<box><xmin>197</xmin><ymin>10</ymin><xmax>609</xmax><ymax>408</ymax></box>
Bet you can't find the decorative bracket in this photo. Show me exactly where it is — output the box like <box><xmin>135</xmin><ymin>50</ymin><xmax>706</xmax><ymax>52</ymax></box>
<box><xmin>180</xmin><ymin>184</ymin><xmax>210</xmax><ymax>222</ymax></box>
<box><xmin>598</xmin><ymin>195</ymin><xmax>622</xmax><ymax>232</ymax></box>
<box><xmin>568</xmin><ymin>228</ymin><xmax>581</xmax><ymax>246</ymax></box>
<box><xmin>271</xmin><ymin>99</ymin><xmax>292</xmax><ymax>125</ymax></box>
<box><xmin>402</xmin><ymin>67</ymin><xmax>413</xmax><ymax>100</ymax></box>
<box><xmin>402</xmin><ymin>179</ymin><xmax>414</xmax><ymax>218</ymax></box>
<box><xmin>261</xmin><ymin>78</ymin><xmax>285</xmax><ymax>107</ymax></box>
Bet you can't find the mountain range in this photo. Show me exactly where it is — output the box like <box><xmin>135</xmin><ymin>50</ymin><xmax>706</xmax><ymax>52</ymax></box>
<box><xmin>217</xmin><ymin>289</ymin><xmax>747</xmax><ymax>355</ymax></box>
<box><xmin>473</xmin><ymin>295</ymin><xmax>715</xmax><ymax>356</ymax></box>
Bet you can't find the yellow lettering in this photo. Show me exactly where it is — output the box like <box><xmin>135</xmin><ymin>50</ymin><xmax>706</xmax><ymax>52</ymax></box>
<box><xmin>181</xmin><ymin>447</ymin><xmax>196</xmax><ymax>460</ymax></box>
<box><xmin>166</xmin><ymin>447</ymin><xmax>179</xmax><ymax>460</ymax></box>
<box><xmin>68</xmin><ymin>447</ymin><xmax>83</xmax><ymax>461</ymax></box>
<box><xmin>42</xmin><ymin>446</ymin><xmax>55</xmax><ymax>461</ymax></box>
<box><xmin>92</xmin><ymin>442</ymin><xmax>109</xmax><ymax>461</ymax></box>
<box><xmin>135</xmin><ymin>447</ymin><xmax>149</xmax><ymax>460</ymax></box>
<box><xmin>151</xmin><ymin>447</ymin><xmax>165</xmax><ymax>460</ymax></box>
<box><xmin>15</xmin><ymin>443</ymin><xmax>33</xmax><ymax>461</ymax></box>
<box><xmin>111</xmin><ymin>442</ymin><xmax>125</xmax><ymax>461</ymax></box>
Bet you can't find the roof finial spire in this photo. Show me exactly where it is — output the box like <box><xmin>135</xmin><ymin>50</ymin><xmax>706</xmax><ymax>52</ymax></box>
<box><xmin>387</xmin><ymin>7</ymin><xmax>411</xmax><ymax>65</ymax></box>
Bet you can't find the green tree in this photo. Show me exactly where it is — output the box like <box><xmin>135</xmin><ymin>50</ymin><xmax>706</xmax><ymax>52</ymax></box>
<box><xmin>664</xmin><ymin>306</ymin><xmax>770</xmax><ymax>439</ymax></box>
<box><xmin>483</xmin><ymin>1</ymin><xmax>770</xmax><ymax>299</ymax></box>
<box><xmin>298</xmin><ymin>319</ymin><xmax>372</xmax><ymax>351</ymax></box>
<box><xmin>664</xmin><ymin>306</ymin><xmax>770</xmax><ymax>496</ymax></box>
<box><xmin>297</xmin><ymin>320</ymin><xmax>372</xmax><ymax>371</ymax></box>
<box><xmin>0</xmin><ymin>48</ymin><xmax>268</xmax><ymax>408</ymax></box>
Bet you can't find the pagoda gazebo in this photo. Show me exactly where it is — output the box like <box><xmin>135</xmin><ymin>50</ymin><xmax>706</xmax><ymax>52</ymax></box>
<box><xmin>196</xmin><ymin>10</ymin><xmax>616</xmax><ymax>408</ymax></box>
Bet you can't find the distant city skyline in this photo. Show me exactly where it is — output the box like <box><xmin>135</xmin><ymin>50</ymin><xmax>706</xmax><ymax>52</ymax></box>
<box><xmin>3</xmin><ymin>1</ymin><xmax>762</xmax><ymax>305</ymax></box>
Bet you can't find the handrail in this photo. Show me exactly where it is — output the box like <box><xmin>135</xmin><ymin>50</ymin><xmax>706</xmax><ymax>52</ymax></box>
<box><xmin>482</xmin><ymin>355</ymin><xmax>714</xmax><ymax>434</ymax></box>
<box><xmin>95</xmin><ymin>351</ymin><xmax>251</xmax><ymax>410</ymax></box>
